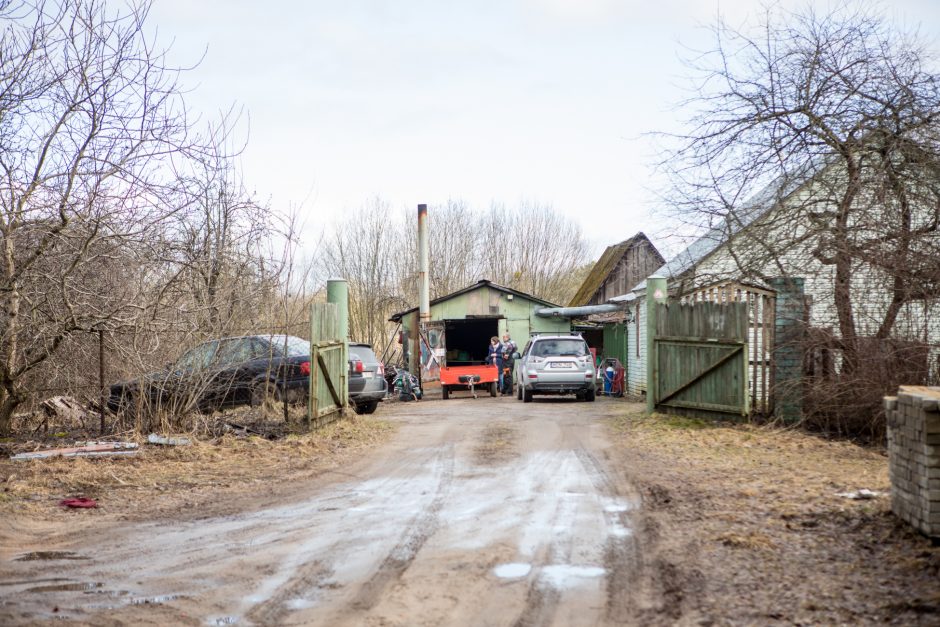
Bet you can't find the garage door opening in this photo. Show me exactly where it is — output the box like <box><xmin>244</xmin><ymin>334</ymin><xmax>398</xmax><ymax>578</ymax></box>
<box><xmin>444</xmin><ymin>318</ymin><xmax>499</xmax><ymax>365</ymax></box>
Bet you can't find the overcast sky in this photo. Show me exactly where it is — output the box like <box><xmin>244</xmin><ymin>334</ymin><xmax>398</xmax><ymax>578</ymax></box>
<box><xmin>150</xmin><ymin>0</ymin><xmax>940</xmax><ymax>258</ymax></box>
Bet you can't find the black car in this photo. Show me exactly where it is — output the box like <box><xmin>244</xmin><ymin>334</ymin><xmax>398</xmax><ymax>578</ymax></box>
<box><xmin>348</xmin><ymin>342</ymin><xmax>387</xmax><ymax>414</ymax></box>
<box><xmin>108</xmin><ymin>335</ymin><xmax>312</xmax><ymax>416</ymax></box>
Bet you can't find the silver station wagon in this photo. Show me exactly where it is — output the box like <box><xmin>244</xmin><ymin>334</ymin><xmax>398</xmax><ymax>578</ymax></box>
<box><xmin>515</xmin><ymin>333</ymin><xmax>596</xmax><ymax>403</ymax></box>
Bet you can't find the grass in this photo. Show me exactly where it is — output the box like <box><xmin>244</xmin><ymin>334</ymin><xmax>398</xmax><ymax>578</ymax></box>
<box><xmin>0</xmin><ymin>414</ymin><xmax>396</xmax><ymax>518</ymax></box>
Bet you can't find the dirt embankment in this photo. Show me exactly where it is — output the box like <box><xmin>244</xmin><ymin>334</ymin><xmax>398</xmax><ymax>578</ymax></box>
<box><xmin>613</xmin><ymin>409</ymin><xmax>940</xmax><ymax>626</ymax></box>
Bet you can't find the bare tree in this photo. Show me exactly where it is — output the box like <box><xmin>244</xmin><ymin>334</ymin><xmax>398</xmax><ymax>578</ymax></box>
<box><xmin>317</xmin><ymin>197</ymin><xmax>405</xmax><ymax>347</ymax></box>
<box><xmin>660</xmin><ymin>2</ymin><xmax>940</xmax><ymax>372</ymax></box>
<box><xmin>157</xmin><ymin>115</ymin><xmax>281</xmax><ymax>336</ymax></box>
<box><xmin>0</xmin><ymin>0</ymin><xmax>205</xmax><ymax>433</ymax></box>
<box><xmin>317</xmin><ymin>198</ymin><xmax>591</xmax><ymax>353</ymax></box>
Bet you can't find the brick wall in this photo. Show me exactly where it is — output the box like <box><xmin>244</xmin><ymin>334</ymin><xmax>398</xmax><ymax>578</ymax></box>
<box><xmin>885</xmin><ymin>386</ymin><xmax>940</xmax><ymax>538</ymax></box>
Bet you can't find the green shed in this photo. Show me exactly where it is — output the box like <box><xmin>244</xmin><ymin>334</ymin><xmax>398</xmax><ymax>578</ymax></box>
<box><xmin>390</xmin><ymin>280</ymin><xmax>570</xmax><ymax>379</ymax></box>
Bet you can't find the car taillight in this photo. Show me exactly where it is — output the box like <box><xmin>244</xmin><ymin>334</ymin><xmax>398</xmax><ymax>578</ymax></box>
<box><xmin>355</xmin><ymin>360</ymin><xmax>364</xmax><ymax>373</ymax></box>
<box><xmin>299</xmin><ymin>361</ymin><xmax>311</xmax><ymax>376</ymax></box>
<box><xmin>378</xmin><ymin>363</ymin><xmax>385</xmax><ymax>376</ymax></box>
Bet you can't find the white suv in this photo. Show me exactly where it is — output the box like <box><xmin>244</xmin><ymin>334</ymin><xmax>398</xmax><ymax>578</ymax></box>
<box><xmin>515</xmin><ymin>333</ymin><xmax>596</xmax><ymax>403</ymax></box>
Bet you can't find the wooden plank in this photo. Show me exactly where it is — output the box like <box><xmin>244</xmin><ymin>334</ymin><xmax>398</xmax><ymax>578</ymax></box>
<box><xmin>657</xmin><ymin>345</ymin><xmax>743</xmax><ymax>406</ymax></box>
<box><xmin>660</xmin><ymin>399</ymin><xmax>747</xmax><ymax>413</ymax></box>
<box><xmin>309</xmin><ymin>302</ymin><xmax>347</xmax><ymax>421</ymax></box>
<box><xmin>317</xmin><ymin>351</ymin><xmax>342</xmax><ymax>406</ymax></box>
<box><xmin>12</xmin><ymin>442</ymin><xmax>138</xmax><ymax>461</ymax></box>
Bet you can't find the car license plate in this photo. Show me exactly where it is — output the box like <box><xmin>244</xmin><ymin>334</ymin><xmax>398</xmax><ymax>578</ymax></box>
<box><xmin>363</xmin><ymin>372</ymin><xmax>374</xmax><ymax>379</ymax></box>
<box><xmin>549</xmin><ymin>362</ymin><xmax>574</xmax><ymax>368</ymax></box>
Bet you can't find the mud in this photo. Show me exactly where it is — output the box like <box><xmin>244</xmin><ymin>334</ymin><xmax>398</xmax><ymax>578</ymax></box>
<box><xmin>0</xmin><ymin>397</ymin><xmax>645</xmax><ymax>626</ymax></box>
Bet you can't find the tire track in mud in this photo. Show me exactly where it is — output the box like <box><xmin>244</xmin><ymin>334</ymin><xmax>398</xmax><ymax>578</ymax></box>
<box><xmin>347</xmin><ymin>442</ymin><xmax>456</xmax><ymax>612</ymax></box>
<box><xmin>244</xmin><ymin>561</ymin><xmax>334</xmax><ymax>625</ymax></box>
<box><xmin>571</xmin><ymin>442</ymin><xmax>641</xmax><ymax>623</ymax></box>
<box><xmin>511</xmin><ymin>491</ymin><xmax>567</xmax><ymax>627</ymax></box>
<box><xmin>512</xmin><ymin>442</ymin><xmax>592</xmax><ymax>627</ymax></box>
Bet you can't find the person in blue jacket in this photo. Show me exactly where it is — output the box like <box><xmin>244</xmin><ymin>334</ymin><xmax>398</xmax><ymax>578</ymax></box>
<box><xmin>486</xmin><ymin>336</ymin><xmax>504</xmax><ymax>391</ymax></box>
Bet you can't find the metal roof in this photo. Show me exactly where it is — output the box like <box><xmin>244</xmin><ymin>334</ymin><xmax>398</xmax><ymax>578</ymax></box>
<box><xmin>616</xmin><ymin>157</ymin><xmax>827</xmax><ymax>300</ymax></box>
<box><xmin>388</xmin><ymin>279</ymin><xmax>562</xmax><ymax>322</ymax></box>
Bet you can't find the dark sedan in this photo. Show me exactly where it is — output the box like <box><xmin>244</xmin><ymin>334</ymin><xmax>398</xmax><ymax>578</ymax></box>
<box><xmin>108</xmin><ymin>335</ymin><xmax>312</xmax><ymax>416</ymax></box>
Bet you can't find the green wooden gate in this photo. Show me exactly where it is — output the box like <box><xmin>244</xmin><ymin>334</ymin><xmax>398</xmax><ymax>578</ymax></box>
<box><xmin>308</xmin><ymin>302</ymin><xmax>348</xmax><ymax>427</ymax></box>
<box><xmin>652</xmin><ymin>301</ymin><xmax>749</xmax><ymax>416</ymax></box>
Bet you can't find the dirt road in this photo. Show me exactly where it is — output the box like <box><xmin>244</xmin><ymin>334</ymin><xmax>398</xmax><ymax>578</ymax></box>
<box><xmin>1</xmin><ymin>398</ymin><xmax>645</xmax><ymax>626</ymax></box>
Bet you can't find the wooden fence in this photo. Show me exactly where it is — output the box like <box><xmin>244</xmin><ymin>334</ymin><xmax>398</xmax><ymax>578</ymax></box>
<box><xmin>680</xmin><ymin>281</ymin><xmax>776</xmax><ymax>415</ymax></box>
<box><xmin>652</xmin><ymin>300</ymin><xmax>749</xmax><ymax>417</ymax></box>
<box><xmin>308</xmin><ymin>303</ymin><xmax>347</xmax><ymax>427</ymax></box>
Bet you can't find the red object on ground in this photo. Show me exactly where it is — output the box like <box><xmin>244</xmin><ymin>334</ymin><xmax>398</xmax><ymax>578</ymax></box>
<box><xmin>440</xmin><ymin>364</ymin><xmax>499</xmax><ymax>387</ymax></box>
<box><xmin>59</xmin><ymin>497</ymin><xmax>97</xmax><ymax>509</ymax></box>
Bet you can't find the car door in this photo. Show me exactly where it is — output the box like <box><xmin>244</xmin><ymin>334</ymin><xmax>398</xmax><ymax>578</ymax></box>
<box><xmin>211</xmin><ymin>339</ymin><xmax>255</xmax><ymax>406</ymax></box>
<box><xmin>164</xmin><ymin>341</ymin><xmax>219</xmax><ymax>411</ymax></box>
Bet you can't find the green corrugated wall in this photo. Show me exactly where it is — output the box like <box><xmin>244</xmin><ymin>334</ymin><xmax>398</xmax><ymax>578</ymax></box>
<box><xmin>603</xmin><ymin>322</ymin><xmax>629</xmax><ymax>367</ymax></box>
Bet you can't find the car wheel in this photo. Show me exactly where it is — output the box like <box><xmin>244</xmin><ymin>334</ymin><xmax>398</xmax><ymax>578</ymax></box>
<box><xmin>523</xmin><ymin>387</ymin><xmax>533</xmax><ymax>403</ymax></box>
<box><xmin>584</xmin><ymin>389</ymin><xmax>596</xmax><ymax>402</ymax></box>
<box><xmin>250</xmin><ymin>380</ymin><xmax>281</xmax><ymax>407</ymax></box>
<box><xmin>489</xmin><ymin>382</ymin><xmax>497</xmax><ymax>397</ymax></box>
<box><xmin>354</xmin><ymin>400</ymin><xmax>379</xmax><ymax>415</ymax></box>
<box><xmin>442</xmin><ymin>385</ymin><xmax>449</xmax><ymax>400</ymax></box>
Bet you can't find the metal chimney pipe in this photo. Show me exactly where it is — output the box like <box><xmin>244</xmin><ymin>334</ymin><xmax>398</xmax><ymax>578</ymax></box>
<box><xmin>418</xmin><ymin>204</ymin><xmax>430</xmax><ymax>323</ymax></box>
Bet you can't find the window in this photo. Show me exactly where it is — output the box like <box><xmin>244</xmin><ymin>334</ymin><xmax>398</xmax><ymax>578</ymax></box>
<box><xmin>175</xmin><ymin>341</ymin><xmax>218</xmax><ymax>371</ymax></box>
<box><xmin>532</xmin><ymin>339</ymin><xmax>588</xmax><ymax>357</ymax></box>
<box><xmin>216</xmin><ymin>339</ymin><xmax>254</xmax><ymax>366</ymax></box>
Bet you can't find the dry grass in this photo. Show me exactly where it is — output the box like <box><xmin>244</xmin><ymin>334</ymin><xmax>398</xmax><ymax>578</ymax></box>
<box><xmin>0</xmin><ymin>413</ymin><xmax>395</xmax><ymax>520</ymax></box>
<box><xmin>611</xmin><ymin>410</ymin><xmax>889</xmax><ymax>515</ymax></box>
<box><xmin>609</xmin><ymin>405</ymin><xmax>940</xmax><ymax>625</ymax></box>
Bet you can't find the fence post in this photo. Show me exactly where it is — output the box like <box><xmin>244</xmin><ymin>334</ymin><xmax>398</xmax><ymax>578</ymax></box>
<box><xmin>768</xmin><ymin>277</ymin><xmax>805</xmax><ymax>423</ymax></box>
<box><xmin>646</xmin><ymin>275</ymin><xmax>668</xmax><ymax>414</ymax></box>
<box><xmin>308</xmin><ymin>304</ymin><xmax>319</xmax><ymax>425</ymax></box>
<box><xmin>327</xmin><ymin>279</ymin><xmax>349</xmax><ymax>409</ymax></box>
<box><xmin>98</xmin><ymin>329</ymin><xmax>106</xmax><ymax>435</ymax></box>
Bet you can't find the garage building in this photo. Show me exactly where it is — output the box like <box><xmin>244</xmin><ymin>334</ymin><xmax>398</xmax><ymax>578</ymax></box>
<box><xmin>389</xmin><ymin>279</ymin><xmax>570</xmax><ymax>380</ymax></box>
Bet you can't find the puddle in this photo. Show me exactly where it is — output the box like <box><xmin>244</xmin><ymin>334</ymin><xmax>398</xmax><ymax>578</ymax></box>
<box><xmin>131</xmin><ymin>594</ymin><xmax>185</xmax><ymax>605</ymax></box>
<box><xmin>26</xmin><ymin>582</ymin><xmax>103</xmax><ymax>593</ymax></box>
<box><xmin>15</xmin><ymin>551</ymin><xmax>89</xmax><ymax>562</ymax></box>
<box><xmin>493</xmin><ymin>563</ymin><xmax>532</xmax><ymax>579</ymax></box>
<box><xmin>286</xmin><ymin>598</ymin><xmax>316</xmax><ymax>610</ymax></box>
<box><xmin>538</xmin><ymin>565</ymin><xmax>606</xmax><ymax>589</ymax></box>
<box><xmin>610</xmin><ymin>523</ymin><xmax>633</xmax><ymax>538</ymax></box>
<box><xmin>210</xmin><ymin>617</ymin><xmax>238</xmax><ymax>625</ymax></box>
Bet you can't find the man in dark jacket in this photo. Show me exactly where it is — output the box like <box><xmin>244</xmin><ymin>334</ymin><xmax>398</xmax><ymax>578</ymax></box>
<box><xmin>500</xmin><ymin>333</ymin><xmax>518</xmax><ymax>395</ymax></box>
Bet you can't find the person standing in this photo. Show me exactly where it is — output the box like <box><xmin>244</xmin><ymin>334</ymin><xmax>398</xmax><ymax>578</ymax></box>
<box><xmin>500</xmin><ymin>333</ymin><xmax>518</xmax><ymax>396</ymax></box>
<box><xmin>486</xmin><ymin>336</ymin><xmax>504</xmax><ymax>391</ymax></box>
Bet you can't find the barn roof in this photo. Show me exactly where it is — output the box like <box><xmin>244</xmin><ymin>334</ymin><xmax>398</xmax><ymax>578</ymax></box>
<box><xmin>388</xmin><ymin>279</ymin><xmax>561</xmax><ymax>322</ymax></box>
<box><xmin>568</xmin><ymin>232</ymin><xmax>658</xmax><ymax>307</ymax></box>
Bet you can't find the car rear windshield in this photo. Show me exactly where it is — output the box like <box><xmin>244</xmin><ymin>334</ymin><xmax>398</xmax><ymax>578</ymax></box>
<box><xmin>532</xmin><ymin>339</ymin><xmax>589</xmax><ymax>357</ymax></box>
<box><xmin>349</xmin><ymin>345</ymin><xmax>378</xmax><ymax>364</ymax></box>
<box><xmin>264</xmin><ymin>336</ymin><xmax>310</xmax><ymax>357</ymax></box>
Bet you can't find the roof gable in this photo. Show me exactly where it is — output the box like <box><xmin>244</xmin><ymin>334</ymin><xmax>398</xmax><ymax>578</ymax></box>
<box><xmin>648</xmin><ymin>157</ymin><xmax>829</xmax><ymax>285</ymax></box>
<box><xmin>389</xmin><ymin>279</ymin><xmax>562</xmax><ymax>322</ymax></box>
<box><xmin>568</xmin><ymin>232</ymin><xmax>662</xmax><ymax>306</ymax></box>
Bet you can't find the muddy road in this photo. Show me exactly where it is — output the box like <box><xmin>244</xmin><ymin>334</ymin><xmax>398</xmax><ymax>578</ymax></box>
<box><xmin>1</xmin><ymin>398</ymin><xmax>645</xmax><ymax>626</ymax></box>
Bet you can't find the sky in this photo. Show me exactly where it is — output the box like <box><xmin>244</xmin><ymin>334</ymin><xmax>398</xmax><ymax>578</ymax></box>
<box><xmin>149</xmin><ymin>0</ymin><xmax>940</xmax><ymax>259</ymax></box>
